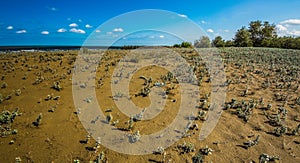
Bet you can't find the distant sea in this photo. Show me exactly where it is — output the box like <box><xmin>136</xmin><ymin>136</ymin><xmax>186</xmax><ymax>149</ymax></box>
<box><xmin>0</xmin><ymin>46</ymin><xmax>125</xmax><ymax>51</ymax></box>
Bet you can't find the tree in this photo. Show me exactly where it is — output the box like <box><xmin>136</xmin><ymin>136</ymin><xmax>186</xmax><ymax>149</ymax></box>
<box><xmin>173</xmin><ymin>42</ymin><xmax>193</xmax><ymax>48</ymax></box>
<box><xmin>248</xmin><ymin>20</ymin><xmax>277</xmax><ymax>47</ymax></box>
<box><xmin>194</xmin><ymin>36</ymin><xmax>211</xmax><ymax>48</ymax></box>
<box><xmin>225</xmin><ymin>40</ymin><xmax>235</xmax><ymax>47</ymax></box>
<box><xmin>234</xmin><ymin>26</ymin><xmax>253</xmax><ymax>47</ymax></box>
<box><xmin>248</xmin><ymin>20</ymin><xmax>262</xmax><ymax>46</ymax></box>
<box><xmin>212</xmin><ymin>36</ymin><xmax>225</xmax><ymax>47</ymax></box>
<box><xmin>181</xmin><ymin>41</ymin><xmax>193</xmax><ymax>48</ymax></box>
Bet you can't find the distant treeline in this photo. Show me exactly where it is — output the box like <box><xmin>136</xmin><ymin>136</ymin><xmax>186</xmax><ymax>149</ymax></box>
<box><xmin>175</xmin><ymin>20</ymin><xmax>300</xmax><ymax>50</ymax></box>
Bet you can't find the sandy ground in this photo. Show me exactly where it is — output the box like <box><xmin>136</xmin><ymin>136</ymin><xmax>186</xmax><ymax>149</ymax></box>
<box><xmin>0</xmin><ymin>48</ymin><xmax>299</xmax><ymax>162</ymax></box>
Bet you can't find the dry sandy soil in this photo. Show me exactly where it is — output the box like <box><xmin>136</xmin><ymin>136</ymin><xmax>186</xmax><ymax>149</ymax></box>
<box><xmin>0</xmin><ymin>47</ymin><xmax>299</xmax><ymax>162</ymax></box>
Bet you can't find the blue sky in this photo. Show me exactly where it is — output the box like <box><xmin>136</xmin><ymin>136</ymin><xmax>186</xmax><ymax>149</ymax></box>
<box><xmin>0</xmin><ymin>0</ymin><xmax>299</xmax><ymax>46</ymax></box>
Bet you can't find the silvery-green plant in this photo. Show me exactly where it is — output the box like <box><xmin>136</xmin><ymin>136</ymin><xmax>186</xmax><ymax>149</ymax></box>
<box><xmin>15</xmin><ymin>157</ymin><xmax>22</xmax><ymax>163</ymax></box>
<box><xmin>15</xmin><ymin>89</ymin><xmax>21</xmax><ymax>96</ymax></box>
<box><xmin>1</xmin><ymin>82</ymin><xmax>7</xmax><ymax>89</ymax></box>
<box><xmin>200</xmin><ymin>145</ymin><xmax>213</xmax><ymax>155</ymax></box>
<box><xmin>259</xmin><ymin>153</ymin><xmax>279</xmax><ymax>163</ymax></box>
<box><xmin>51</xmin><ymin>81</ymin><xmax>62</xmax><ymax>91</ymax></box>
<box><xmin>106</xmin><ymin>113</ymin><xmax>113</xmax><ymax>124</ymax></box>
<box><xmin>192</xmin><ymin>152</ymin><xmax>204</xmax><ymax>163</ymax></box>
<box><xmin>274</xmin><ymin>125</ymin><xmax>287</xmax><ymax>136</ymax></box>
<box><xmin>291</xmin><ymin>124</ymin><xmax>300</xmax><ymax>135</ymax></box>
<box><xmin>133</xmin><ymin>108</ymin><xmax>146</xmax><ymax>121</ymax></box>
<box><xmin>129</xmin><ymin>130</ymin><xmax>141</xmax><ymax>143</ymax></box>
<box><xmin>128</xmin><ymin>115</ymin><xmax>134</xmax><ymax>130</ymax></box>
<box><xmin>243</xmin><ymin>135</ymin><xmax>260</xmax><ymax>149</ymax></box>
<box><xmin>33</xmin><ymin>113</ymin><xmax>42</xmax><ymax>126</ymax></box>
<box><xmin>154</xmin><ymin>146</ymin><xmax>165</xmax><ymax>155</ymax></box>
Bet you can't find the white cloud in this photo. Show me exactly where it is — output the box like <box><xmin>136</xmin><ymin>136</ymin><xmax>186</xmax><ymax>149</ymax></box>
<box><xmin>16</xmin><ymin>30</ymin><xmax>26</xmax><ymax>34</ymax></box>
<box><xmin>57</xmin><ymin>28</ymin><xmax>67</xmax><ymax>33</ymax></box>
<box><xmin>113</xmin><ymin>28</ymin><xmax>124</xmax><ymax>32</ymax></box>
<box><xmin>207</xmin><ymin>29</ymin><xmax>214</xmax><ymax>33</ymax></box>
<box><xmin>106</xmin><ymin>32</ymin><xmax>113</xmax><ymax>35</ymax></box>
<box><xmin>6</xmin><ymin>26</ymin><xmax>13</xmax><ymax>30</ymax></box>
<box><xmin>69</xmin><ymin>23</ymin><xmax>78</xmax><ymax>27</ymax></box>
<box><xmin>276</xmin><ymin>24</ymin><xmax>287</xmax><ymax>31</ymax></box>
<box><xmin>224</xmin><ymin>29</ymin><xmax>229</xmax><ymax>32</ymax></box>
<box><xmin>41</xmin><ymin>31</ymin><xmax>49</xmax><ymax>35</ymax></box>
<box><xmin>70</xmin><ymin>28</ymin><xmax>86</xmax><ymax>34</ymax></box>
<box><xmin>280</xmin><ymin>19</ymin><xmax>300</xmax><ymax>25</ymax></box>
<box><xmin>201</xmin><ymin>20</ymin><xmax>207</xmax><ymax>24</ymax></box>
<box><xmin>159</xmin><ymin>35</ymin><xmax>165</xmax><ymax>38</ymax></box>
<box><xmin>288</xmin><ymin>30</ymin><xmax>300</xmax><ymax>36</ymax></box>
<box><xmin>50</xmin><ymin>7</ymin><xmax>57</xmax><ymax>11</ymax></box>
<box><xmin>178</xmin><ymin>14</ymin><xmax>187</xmax><ymax>18</ymax></box>
<box><xmin>95</xmin><ymin>29</ymin><xmax>101</xmax><ymax>33</ymax></box>
<box><xmin>149</xmin><ymin>36</ymin><xmax>155</xmax><ymax>39</ymax></box>
<box><xmin>78</xmin><ymin>19</ymin><xmax>82</xmax><ymax>22</ymax></box>
<box><xmin>85</xmin><ymin>24</ymin><xmax>93</xmax><ymax>28</ymax></box>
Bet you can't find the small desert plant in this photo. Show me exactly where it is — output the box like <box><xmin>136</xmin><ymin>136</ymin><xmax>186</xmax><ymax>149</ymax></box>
<box><xmin>1</xmin><ymin>82</ymin><xmax>8</xmax><ymax>88</ymax></box>
<box><xmin>154</xmin><ymin>146</ymin><xmax>165</xmax><ymax>155</ymax></box>
<box><xmin>133</xmin><ymin>108</ymin><xmax>146</xmax><ymax>121</ymax></box>
<box><xmin>243</xmin><ymin>135</ymin><xmax>260</xmax><ymax>149</ymax></box>
<box><xmin>129</xmin><ymin>130</ymin><xmax>141</xmax><ymax>143</ymax></box>
<box><xmin>15</xmin><ymin>157</ymin><xmax>22</xmax><ymax>163</ymax></box>
<box><xmin>94</xmin><ymin>137</ymin><xmax>101</xmax><ymax>150</ymax></box>
<box><xmin>274</xmin><ymin>125</ymin><xmax>287</xmax><ymax>136</ymax></box>
<box><xmin>259</xmin><ymin>153</ymin><xmax>279</xmax><ymax>163</ymax></box>
<box><xmin>94</xmin><ymin>151</ymin><xmax>106</xmax><ymax>163</ymax></box>
<box><xmin>291</xmin><ymin>124</ymin><xmax>300</xmax><ymax>135</ymax></box>
<box><xmin>295</xmin><ymin>97</ymin><xmax>300</xmax><ymax>105</ymax></box>
<box><xmin>200</xmin><ymin>145</ymin><xmax>213</xmax><ymax>155</ymax></box>
<box><xmin>0</xmin><ymin>94</ymin><xmax>3</xmax><ymax>104</ymax></box>
<box><xmin>33</xmin><ymin>113</ymin><xmax>42</xmax><ymax>126</ymax></box>
<box><xmin>135</xmin><ymin>86</ymin><xmax>151</xmax><ymax>97</ymax></box>
<box><xmin>127</xmin><ymin>116</ymin><xmax>134</xmax><ymax>130</ymax></box>
<box><xmin>106</xmin><ymin>113</ymin><xmax>113</xmax><ymax>124</ymax></box>
<box><xmin>192</xmin><ymin>152</ymin><xmax>204</xmax><ymax>163</ymax></box>
<box><xmin>15</xmin><ymin>89</ymin><xmax>21</xmax><ymax>96</ymax></box>
<box><xmin>195</xmin><ymin>110</ymin><xmax>207</xmax><ymax>121</ymax></box>
<box><xmin>177</xmin><ymin>142</ymin><xmax>195</xmax><ymax>154</ymax></box>
<box><xmin>51</xmin><ymin>81</ymin><xmax>62</xmax><ymax>91</ymax></box>
<box><xmin>85</xmin><ymin>134</ymin><xmax>91</xmax><ymax>144</ymax></box>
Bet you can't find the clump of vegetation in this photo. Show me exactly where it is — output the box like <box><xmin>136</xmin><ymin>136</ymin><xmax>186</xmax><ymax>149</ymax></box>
<box><xmin>106</xmin><ymin>113</ymin><xmax>113</xmax><ymax>124</ymax></box>
<box><xmin>200</xmin><ymin>145</ymin><xmax>213</xmax><ymax>155</ymax></box>
<box><xmin>295</xmin><ymin>97</ymin><xmax>300</xmax><ymax>105</ymax></box>
<box><xmin>274</xmin><ymin>125</ymin><xmax>287</xmax><ymax>136</ymax></box>
<box><xmin>1</xmin><ymin>82</ymin><xmax>8</xmax><ymax>89</ymax></box>
<box><xmin>127</xmin><ymin>115</ymin><xmax>134</xmax><ymax>130</ymax></box>
<box><xmin>259</xmin><ymin>153</ymin><xmax>279</xmax><ymax>163</ymax></box>
<box><xmin>93</xmin><ymin>151</ymin><xmax>106</xmax><ymax>163</ymax></box>
<box><xmin>133</xmin><ymin>108</ymin><xmax>146</xmax><ymax>121</ymax></box>
<box><xmin>225</xmin><ymin>99</ymin><xmax>256</xmax><ymax>122</ymax></box>
<box><xmin>129</xmin><ymin>130</ymin><xmax>141</xmax><ymax>143</ymax></box>
<box><xmin>291</xmin><ymin>124</ymin><xmax>300</xmax><ymax>135</ymax></box>
<box><xmin>0</xmin><ymin>109</ymin><xmax>21</xmax><ymax>137</ymax></box>
<box><xmin>51</xmin><ymin>81</ymin><xmax>63</xmax><ymax>91</ymax></box>
<box><xmin>192</xmin><ymin>152</ymin><xmax>204</xmax><ymax>163</ymax></box>
<box><xmin>135</xmin><ymin>86</ymin><xmax>151</xmax><ymax>97</ymax></box>
<box><xmin>33</xmin><ymin>113</ymin><xmax>42</xmax><ymax>127</ymax></box>
<box><xmin>154</xmin><ymin>146</ymin><xmax>165</xmax><ymax>155</ymax></box>
<box><xmin>15</xmin><ymin>89</ymin><xmax>21</xmax><ymax>96</ymax></box>
<box><xmin>93</xmin><ymin>137</ymin><xmax>101</xmax><ymax>150</ymax></box>
<box><xmin>0</xmin><ymin>94</ymin><xmax>3</xmax><ymax>104</ymax></box>
<box><xmin>173</xmin><ymin>41</ymin><xmax>193</xmax><ymax>48</ymax></box>
<box><xmin>243</xmin><ymin>135</ymin><xmax>260</xmax><ymax>149</ymax></box>
<box><xmin>176</xmin><ymin>142</ymin><xmax>195</xmax><ymax>154</ymax></box>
